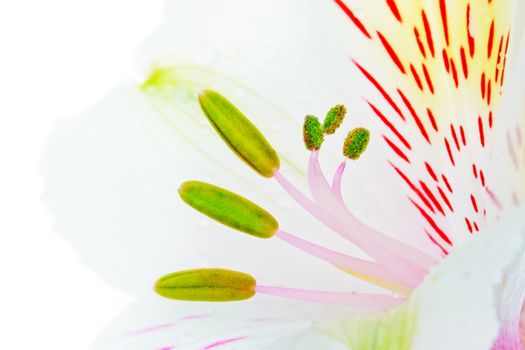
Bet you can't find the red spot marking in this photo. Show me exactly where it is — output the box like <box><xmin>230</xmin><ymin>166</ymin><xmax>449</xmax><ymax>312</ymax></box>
<box><xmin>465</xmin><ymin>218</ymin><xmax>473</xmax><ymax>233</ymax></box>
<box><xmin>478</xmin><ymin>115</ymin><xmax>485</xmax><ymax>147</ymax></box>
<box><xmin>501</xmin><ymin>32</ymin><xmax>510</xmax><ymax>86</ymax></box>
<box><xmin>486</xmin><ymin>188</ymin><xmax>503</xmax><ymax>210</ymax></box>
<box><xmin>450</xmin><ymin>124</ymin><xmax>460</xmax><ymax>151</ymax></box>
<box><xmin>420</xmin><ymin>181</ymin><xmax>445</xmax><ymax>215</ymax></box>
<box><xmin>487</xmin><ymin>79</ymin><xmax>492</xmax><ymax>105</ymax></box>
<box><xmin>439</xmin><ymin>0</ymin><xmax>450</xmax><ymax>45</ymax></box>
<box><xmin>426</xmin><ymin>230</ymin><xmax>449</xmax><ymax>255</ymax></box>
<box><xmin>422</xmin><ymin>64</ymin><xmax>435</xmax><ymax>94</ymax></box>
<box><xmin>414</xmin><ymin>28</ymin><xmax>427</xmax><ymax>58</ymax></box>
<box><xmin>410</xmin><ymin>64</ymin><xmax>423</xmax><ymax>90</ymax></box>
<box><xmin>489</xmin><ymin>111</ymin><xmax>493</xmax><ymax>128</ymax></box>
<box><xmin>384</xmin><ymin>136</ymin><xmax>411</xmax><ymax>163</ymax></box>
<box><xmin>411</xmin><ymin>199</ymin><xmax>453</xmax><ymax>245</ymax></box>
<box><xmin>442</xmin><ymin>174</ymin><xmax>453</xmax><ymax>193</ymax></box>
<box><xmin>354</xmin><ymin>61</ymin><xmax>406</xmax><ymax>121</ymax></box>
<box><xmin>470</xmin><ymin>194</ymin><xmax>479</xmax><ymax>213</ymax></box>
<box><xmin>398</xmin><ymin>89</ymin><xmax>430</xmax><ymax>143</ymax></box>
<box><xmin>480</xmin><ymin>169</ymin><xmax>486</xmax><ymax>187</ymax></box>
<box><xmin>334</xmin><ymin>0</ymin><xmax>372</xmax><ymax>39</ymax></box>
<box><xmin>393</xmin><ymin>164</ymin><xmax>435</xmax><ymax>213</ymax></box>
<box><xmin>377</xmin><ymin>31</ymin><xmax>406</xmax><ymax>74</ymax></box>
<box><xmin>460</xmin><ymin>47</ymin><xmax>469</xmax><ymax>78</ymax></box>
<box><xmin>450</xmin><ymin>59</ymin><xmax>459</xmax><ymax>87</ymax></box>
<box><xmin>467</xmin><ymin>4</ymin><xmax>476</xmax><ymax>57</ymax></box>
<box><xmin>442</xmin><ymin>50</ymin><xmax>450</xmax><ymax>72</ymax></box>
<box><xmin>369</xmin><ymin>102</ymin><xmax>412</xmax><ymax>149</ymax></box>
<box><xmin>444</xmin><ymin>138</ymin><xmax>455</xmax><ymax>166</ymax></box>
<box><xmin>495</xmin><ymin>36</ymin><xmax>504</xmax><ymax>82</ymax></box>
<box><xmin>460</xmin><ymin>125</ymin><xmax>467</xmax><ymax>146</ymax></box>
<box><xmin>473</xmin><ymin>222</ymin><xmax>479</xmax><ymax>232</ymax></box>
<box><xmin>425</xmin><ymin>162</ymin><xmax>438</xmax><ymax>181</ymax></box>
<box><xmin>426</xmin><ymin>108</ymin><xmax>438</xmax><ymax>131</ymax></box>
<box><xmin>487</xmin><ymin>20</ymin><xmax>495</xmax><ymax>58</ymax></box>
<box><xmin>386</xmin><ymin>0</ymin><xmax>402</xmax><ymax>22</ymax></box>
<box><xmin>421</xmin><ymin>11</ymin><xmax>435</xmax><ymax>57</ymax></box>
<box><xmin>437</xmin><ymin>186</ymin><xmax>454</xmax><ymax>212</ymax></box>
<box><xmin>472</xmin><ymin>163</ymin><xmax>478</xmax><ymax>178</ymax></box>
<box><xmin>481</xmin><ymin>73</ymin><xmax>486</xmax><ymax>99</ymax></box>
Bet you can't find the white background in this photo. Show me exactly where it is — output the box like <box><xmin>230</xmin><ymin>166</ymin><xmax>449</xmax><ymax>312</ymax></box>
<box><xmin>0</xmin><ymin>1</ymin><xmax>163</xmax><ymax>348</ymax></box>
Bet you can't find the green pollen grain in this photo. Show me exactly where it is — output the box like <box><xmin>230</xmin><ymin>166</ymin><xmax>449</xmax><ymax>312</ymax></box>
<box><xmin>199</xmin><ymin>90</ymin><xmax>280</xmax><ymax>178</ymax></box>
<box><xmin>303</xmin><ymin>115</ymin><xmax>324</xmax><ymax>151</ymax></box>
<box><xmin>323</xmin><ymin>104</ymin><xmax>347</xmax><ymax>135</ymax></box>
<box><xmin>155</xmin><ymin>268</ymin><xmax>256</xmax><ymax>302</ymax></box>
<box><xmin>343</xmin><ymin>128</ymin><xmax>370</xmax><ymax>160</ymax></box>
<box><xmin>179</xmin><ymin>181</ymin><xmax>278</xmax><ymax>239</ymax></box>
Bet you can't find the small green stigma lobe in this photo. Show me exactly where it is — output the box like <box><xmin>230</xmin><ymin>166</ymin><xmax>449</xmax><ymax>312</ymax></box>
<box><xmin>155</xmin><ymin>269</ymin><xmax>256</xmax><ymax>302</ymax></box>
<box><xmin>199</xmin><ymin>90</ymin><xmax>280</xmax><ymax>178</ymax></box>
<box><xmin>303</xmin><ymin>116</ymin><xmax>324</xmax><ymax>151</ymax></box>
<box><xmin>343</xmin><ymin>128</ymin><xmax>370</xmax><ymax>160</ymax></box>
<box><xmin>179</xmin><ymin>181</ymin><xmax>278</xmax><ymax>238</ymax></box>
<box><xmin>323</xmin><ymin>104</ymin><xmax>347</xmax><ymax>135</ymax></box>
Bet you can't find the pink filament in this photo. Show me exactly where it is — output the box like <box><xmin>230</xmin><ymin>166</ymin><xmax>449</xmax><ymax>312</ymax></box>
<box><xmin>255</xmin><ymin>285</ymin><xmax>404</xmax><ymax>308</ymax></box>
<box><xmin>202</xmin><ymin>336</ymin><xmax>247</xmax><ymax>349</ymax></box>
<box><xmin>275</xmin><ymin>170</ymin><xmax>422</xmax><ymax>288</ymax></box>
<box><xmin>275</xmin><ymin>229</ymin><xmax>408</xmax><ymax>289</ymax></box>
<box><xmin>330</xmin><ymin>157</ymin><xmax>437</xmax><ymax>269</ymax></box>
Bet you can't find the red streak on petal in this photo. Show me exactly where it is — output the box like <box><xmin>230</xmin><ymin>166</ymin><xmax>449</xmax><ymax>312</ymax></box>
<box><xmin>450</xmin><ymin>59</ymin><xmax>459</xmax><ymax>87</ymax></box>
<box><xmin>426</xmin><ymin>230</ymin><xmax>449</xmax><ymax>255</ymax></box>
<box><xmin>478</xmin><ymin>115</ymin><xmax>485</xmax><ymax>147</ymax></box>
<box><xmin>480</xmin><ymin>169</ymin><xmax>486</xmax><ymax>187</ymax></box>
<box><xmin>393</xmin><ymin>164</ymin><xmax>435</xmax><ymax>213</ymax></box>
<box><xmin>386</xmin><ymin>0</ymin><xmax>402</xmax><ymax>22</ymax></box>
<box><xmin>411</xmin><ymin>199</ymin><xmax>453</xmax><ymax>245</ymax></box>
<box><xmin>369</xmin><ymin>102</ymin><xmax>412</xmax><ymax>149</ymax></box>
<box><xmin>495</xmin><ymin>36</ymin><xmax>504</xmax><ymax>82</ymax></box>
<box><xmin>471</xmin><ymin>194</ymin><xmax>479</xmax><ymax>213</ymax></box>
<box><xmin>442</xmin><ymin>50</ymin><xmax>450</xmax><ymax>72</ymax></box>
<box><xmin>465</xmin><ymin>217</ymin><xmax>473</xmax><ymax>233</ymax></box>
<box><xmin>354</xmin><ymin>61</ymin><xmax>406</xmax><ymax>121</ymax></box>
<box><xmin>489</xmin><ymin>111</ymin><xmax>493</xmax><ymax>128</ymax></box>
<box><xmin>410</xmin><ymin>64</ymin><xmax>424</xmax><ymax>91</ymax></box>
<box><xmin>487</xmin><ymin>79</ymin><xmax>492</xmax><ymax>105</ymax></box>
<box><xmin>425</xmin><ymin>162</ymin><xmax>439</xmax><ymax>181</ymax></box>
<box><xmin>467</xmin><ymin>4</ymin><xmax>476</xmax><ymax>57</ymax></box>
<box><xmin>487</xmin><ymin>20</ymin><xmax>495</xmax><ymax>59</ymax></box>
<box><xmin>481</xmin><ymin>73</ymin><xmax>486</xmax><ymax>99</ymax></box>
<box><xmin>377</xmin><ymin>31</ymin><xmax>407</xmax><ymax>74</ymax></box>
<box><xmin>450</xmin><ymin>124</ymin><xmax>460</xmax><ymax>151</ymax></box>
<box><xmin>460</xmin><ymin>125</ymin><xmax>467</xmax><ymax>146</ymax></box>
<box><xmin>472</xmin><ymin>163</ymin><xmax>478</xmax><ymax>178</ymax></box>
<box><xmin>442</xmin><ymin>174</ymin><xmax>453</xmax><ymax>193</ymax></box>
<box><xmin>444</xmin><ymin>138</ymin><xmax>455</xmax><ymax>166</ymax></box>
<box><xmin>437</xmin><ymin>186</ymin><xmax>454</xmax><ymax>212</ymax></box>
<box><xmin>414</xmin><ymin>27</ymin><xmax>427</xmax><ymax>58</ymax></box>
<box><xmin>398</xmin><ymin>89</ymin><xmax>430</xmax><ymax>143</ymax></box>
<box><xmin>439</xmin><ymin>0</ymin><xmax>450</xmax><ymax>46</ymax></box>
<box><xmin>333</xmin><ymin>0</ymin><xmax>372</xmax><ymax>39</ymax></box>
<box><xmin>422</xmin><ymin>64</ymin><xmax>435</xmax><ymax>94</ymax></box>
<box><xmin>426</xmin><ymin>108</ymin><xmax>438</xmax><ymax>131</ymax></box>
<box><xmin>421</xmin><ymin>10</ymin><xmax>435</xmax><ymax>57</ymax></box>
<box><xmin>460</xmin><ymin>47</ymin><xmax>469</xmax><ymax>79</ymax></box>
<box><xmin>384</xmin><ymin>136</ymin><xmax>411</xmax><ymax>163</ymax></box>
<box><xmin>420</xmin><ymin>181</ymin><xmax>445</xmax><ymax>216</ymax></box>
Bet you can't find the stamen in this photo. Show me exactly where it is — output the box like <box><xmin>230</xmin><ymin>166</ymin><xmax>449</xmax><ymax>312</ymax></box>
<box><xmin>332</xmin><ymin>160</ymin><xmax>347</xmax><ymax>205</ymax></box>
<box><xmin>179</xmin><ymin>181</ymin><xmax>278</xmax><ymax>239</ymax></box>
<box><xmin>255</xmin><ymin>285</ymin><xmax>404</xmax><ymax>308</ymax></box>
<box><xmin>274</xmin><ymin>170</ymin><xmax>425</xmax><ymax>288</ymax></box>
<box><xmin>198</xmin><ymin>90</ymin><xmax>280</xmax><ymax>178</ymax></box>
<box><xmin>343</xmin><ymin>128</ymin><xmax>371</xmax><ymax>160</ymax></box>
<box><xmin>155</xmin><ymin>269</ymin><xmax>256</xmax><ymax>302</ymax></box>
<box><xmin>303</xmin><ymin>115</ymin><xmax>325</xmax><ymax>151</ymax></box>
<box><xmin>275</xmin><ymin>230</ymin><xmax>411</xmax><ymax>295</ymax></box>
<box><xmin>323</xmin><ymin>104</ymin><xmax>347</xmax><ymax>135</ymax></box>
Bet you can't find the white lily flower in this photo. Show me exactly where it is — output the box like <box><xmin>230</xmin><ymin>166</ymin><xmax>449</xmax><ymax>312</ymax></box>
<box><xmin>42</xmin><ymin>0</ymin><xmax>525</xmax><ymax>349</ymax></box>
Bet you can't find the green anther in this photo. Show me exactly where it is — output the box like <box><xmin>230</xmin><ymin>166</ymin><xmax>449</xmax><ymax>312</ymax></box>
<box><xmin>343</xmin><ymin>128</ymin><xmax>371</xmax><ymax>160</ymax></box>
<box><xmin>155</xmin><ymin>268</ymin><xmax>256</xmax><ymax>302</ymax></box>
<box><xmin>303</xmin><ymin>115</ymin><xmax>324</xmax><ymax>151</ymax></box>
<box><xmin>198</xmin><ymin>90</ymin><xmax>280</xmax><ymax>178</ymax></box>
<box><xmin>179</xmin><ymin>181</ymin><xmax>279</xmax><ymax>239</ymax></box>
<box><xmin>323</xmin><ymin>104</ymin><xmax>347</xmax><ymax>135</ymax></box>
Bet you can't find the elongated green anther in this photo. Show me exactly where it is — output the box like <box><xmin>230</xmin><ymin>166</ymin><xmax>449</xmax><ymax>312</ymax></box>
<box><xmin>343</xmin><ymin>128</ymin><xmax>370</xmax><ymax>160</ymax></box>
<box><xmin>155</xmin><ymin>268</ymin><xmax>256</xmax><ymax>302</ymax></box>
<box><xmin>323</xmin><ymin>105</ymin><xmax>347</xmax><ymax>135</ymax></box>
<box><xmin>179</xmin><ymin>181</ymin><xmax>278</xmax><ymax>238</ymax></box>
<box><xmin>303</xmin><ymin>115</ymin><xmax>324</xmax><ymax>151</ymax></box>
<box><xmin>199</xmin><ymin>90</ymin><xmax>280</xmax><ymax>178</ymax></box>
